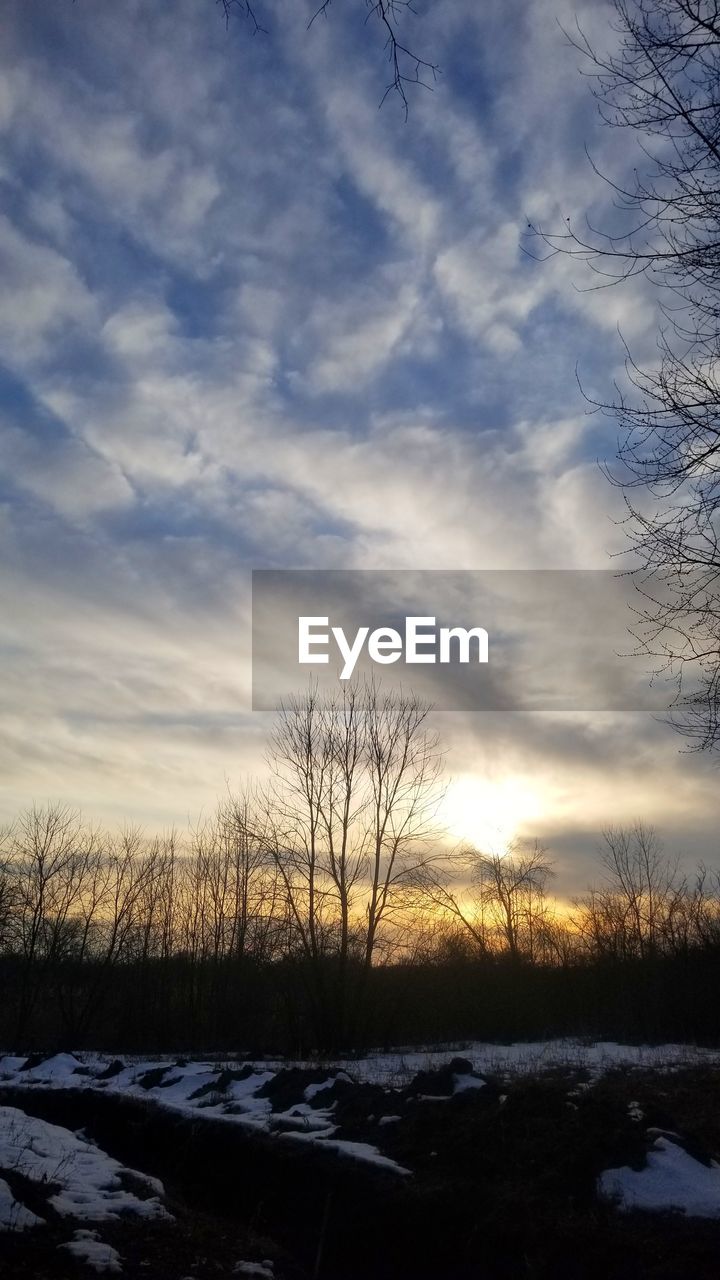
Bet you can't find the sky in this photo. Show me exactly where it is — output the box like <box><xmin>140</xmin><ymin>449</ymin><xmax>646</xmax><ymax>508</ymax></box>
<box><xmin>0</xmin><ymin>0</ymin><xmax>717</xmax><ymax>892</ymax></box>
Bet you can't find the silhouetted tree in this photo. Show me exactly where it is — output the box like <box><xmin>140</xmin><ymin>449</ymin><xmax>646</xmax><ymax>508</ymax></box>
<box><xmin>433</xmin><ymin>839</ymin><xmax>558</xmax><ymax>964</ymax></box>
<box><xmin>257</xmin><ymin>682</ymin><xmax>444</xmax><ymax>1046</ymax></box>
<box><xmin>534</xmin><ymin>1</ymin><xmax>720</xmax><ymax>749</ymax></box>
<box><xmin>573</xmin><ymin>823</ymin><xmax>685</xmax><ymax>960</ymax></box>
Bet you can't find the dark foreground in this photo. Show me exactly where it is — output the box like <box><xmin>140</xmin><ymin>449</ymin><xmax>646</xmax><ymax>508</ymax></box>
<box><xmin>3</xmin><ymin>1059</ymin><xmax>720</xmax><ymax>1279</ymax></box>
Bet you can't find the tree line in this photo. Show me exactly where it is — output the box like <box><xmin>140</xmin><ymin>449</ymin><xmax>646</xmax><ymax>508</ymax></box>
<box><xmin>1</xmin><ymin>687</ymin><xmax>720</xmax><ymax>1054</ymax></box>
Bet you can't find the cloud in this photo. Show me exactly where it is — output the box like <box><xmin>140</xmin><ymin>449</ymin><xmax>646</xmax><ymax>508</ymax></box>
<box><xmin>0</xmin><ymin>216</ymin><xmax>97</xmax><ymax>363</ymax></box>
<box><xmin>0</xmin><ymin>0</ymin><xmax>715</xmax><ymax>877</ymax></box>
<box><xmin>0</xmin><ymin>422</ymin><xmax>133</xmax><ymax>522</ymax></box>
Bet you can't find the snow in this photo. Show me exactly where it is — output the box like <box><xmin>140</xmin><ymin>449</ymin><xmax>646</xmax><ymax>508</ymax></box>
<box><xmin>0</xmin><ymin>1056</ymin><xmax>30</xmax><ymax>1077</ymax></box>
<box><xmin>19</xmin><ymin>1051</ymin><xmax>85</xmax><ymax>1083</ymax></box>
<box><xmin>143</xmin><ymin>1064</ymin><xmax>219</xmax><ymax>1105</ymax></box>
<box><xmin>334</xmin><ymin>1039</ymin><xmax>720</xmax><ymax>1086</ymax></box>
<box><xmin>271</xmin><ymin>1104</ymin><xmax>337</xmax><ymax>1133</ymax></box>
<box><xmin>599</xmin><ymin>1137</ymin><xmax>720</xmax><ymax>1218</ymax></box>
<box><xmin>58</xmin><ymin>1230</ymin><xmax>123</xmax><ymax>1273</ymax></box>
<box><xmin>233</xmin><ymin>1263</ymin><xmax>274</xmax><ymax>1277</ymax></box>
<box><xmin>1</xmin><ymin>1040</ymin><xmax>718</xmax><ymax>1183</ymax></box>
<box><xmin>0</xmin><ymin>1176</ymin><xmax>44</xmax><ymax>1230</ymax></box>
<box><xmin>283</xmin><ymin>1131</ymin><xmax>411</xmax><ymax>1175</ymax></box>
<box><xmin>5</xmin><ymin>1041</ymin><xmax>717</xmax><ymax>1096</ymax></box>
<box><xmin>0</xmin><ymin>1106</ymin><xmax>172</xmax><ymax>1227</ymax></box>
<box><xmin>225</xmin><ymin>1071</ymin><xmax>275</xmax><ymax>1112</ymax></box>
<box><xmin>326</xmin><ymin>1139</ymin><xmax>411</xmax><ymax>1174</ymax></box>
<box><xmin>0</xmin><ymin>1053</ymin><xmax>408</xmax><ymax>1173</ymax></box>
<box><xmin>452</xmin><ymin>1073</ymin><xmax>485</xmax><ymax>1094</ymax></box>
<box><xmin>304</xmin><ymin>1072</ymin><xmax>351</xmax><ymax>1102</ymax></box>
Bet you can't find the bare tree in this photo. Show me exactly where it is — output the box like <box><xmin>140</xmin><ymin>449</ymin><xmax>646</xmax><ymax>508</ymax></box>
<box><xmin>5</xmin><ymin>804</ymin><xmax>103</xmax><ymax>1039</ymax></box>
<box><xmin>1</xmin><ymin>796</ymin><xmax>720</xmax><ymax>1048</ymax></box>
<box><xmin>687</xmin><ymin>862</ymin><xmax>720</xmax><ymax>946</ymax></box>
<box><xmin>170</xmin><ymin>795</ymin><xmax>284</xmax><ymax>1033</ymax></box>
<box><xmin>219</xmin><ymin>0</ymin><xmax>438</xmax><ymax>117</ymax></box>
<box><xmin>574</xmin><ymin>822</ymin><xmax>686</xmax><ymax>960</ymax></box>
<box><xmin>0</xmin><ymin>843</ymin><xmax>19</xmax><ymax>954</ymax></box>
<box><xmin>532</xmin><ymin>1</ymin><xmax>720</xmax><ymax>749</ymax></box>
<box><xmin>131</xmin><ymin>831</ymin><xmax>179</xmax><ymax>966</ymax></box>
<box><xmin>258</xmin><ymin>682</ymin><xmax>444</xmax><ymax>1046</ymax></box>
<box><xmin>218</xmin><ymin>791</ymin><xmax>285</xmax><ymax>963</ymax></box>
<box><xmin>361</xmin><ymin>683</ymin><xmax>445</xmax><ymax>967</ymax></box>
<box><xmin>435</xmin><ymin>839</ymin><xmax>557</xmax><ymax>964</ymax></box>
<box><xmin>53</xmin><ymin>826</ymin><xmax>168</xmax><ymax>1042</ymax></box>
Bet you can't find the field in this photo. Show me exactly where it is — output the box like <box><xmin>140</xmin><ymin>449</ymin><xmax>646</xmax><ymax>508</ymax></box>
<box><xmin>2</xmin><ymin>1041</ymin><xmax>720</xmax><ymax>1277</ymax></box>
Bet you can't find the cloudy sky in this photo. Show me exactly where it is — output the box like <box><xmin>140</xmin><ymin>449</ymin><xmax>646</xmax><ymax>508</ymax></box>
<box><xmin>0</xmin><ymin>0</ymin><xmax>717</xmax><ymax>889</ymax></box>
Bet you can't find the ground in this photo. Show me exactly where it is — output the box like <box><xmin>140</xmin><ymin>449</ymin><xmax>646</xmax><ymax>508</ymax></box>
<box><xmin>2</xmin><ymin>1041</ymin><xmax>720</xmax><ymax>1277</ymax></box>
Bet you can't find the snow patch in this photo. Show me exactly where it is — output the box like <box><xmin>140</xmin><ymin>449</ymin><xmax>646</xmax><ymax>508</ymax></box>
<box><xmin>304</xmin><ymin>1072</ymin><xmax>351</xmax><ymax>1102</ymax></box>
<box><xmin>0</xmin><ymin>1106</ymin><xmax>172</xmax><ymax>1224</ymax></box>
<box><xmin>20</xmin><ymin>1052</ymin><xmax>84</xmax><ymax>1083</ymax></box>
<box><xmin>283</xmin><ymin>1131</ymin><xmax>411</xmax><ymax>1174</ymax></box>
<box><xmin>58</xmin><ymin>1229</ymin><xmax>123</xmax><ymax>1273</ymax></box>
<box><xmin>453</xmin><ymin>1073</ymin><xmax>485</xmax><ymax>1094</ymax></box>
<box><xmin>599</xmin><ymin>1137</ymin><xmax>720</xmax><ymax>1218</ymax></box>
<box><xmin>0</xmin><ymin>1176</ymin><xmax>45</xmax><ymax>1231</ymax></box>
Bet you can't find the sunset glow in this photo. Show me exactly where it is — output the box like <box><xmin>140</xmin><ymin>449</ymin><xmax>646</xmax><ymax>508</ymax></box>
<box><xmin>442</xmin><ymin>773</ymin><xmax>546</xmax><ymax>853</ymax></box>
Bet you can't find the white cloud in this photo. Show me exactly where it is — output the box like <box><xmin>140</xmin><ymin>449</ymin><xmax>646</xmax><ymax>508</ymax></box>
<box><xmin>0</xmin><ymin>424</ymin><xmax>134</xmax><ymax>522</ymax></box>
<box><xmin>0</xmin><ymin>216</ymin><xmax>97</xmax><ymax>362</ymax></box>
<box><xmin>298</xmin><ymin>275</ymin><xmax>428</xmax><ymax>393</ymax></box>
<box><xmin>0</xmin><ymin>0</ymin><xmax>714</xmax><ymax>867</ymax></box>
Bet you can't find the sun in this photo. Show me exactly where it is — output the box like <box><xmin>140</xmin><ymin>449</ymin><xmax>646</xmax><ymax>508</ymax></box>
<box><xmin>441</xmin><ymin>773</ymin><xmax>545</xmax><ymax>853</ymax></box>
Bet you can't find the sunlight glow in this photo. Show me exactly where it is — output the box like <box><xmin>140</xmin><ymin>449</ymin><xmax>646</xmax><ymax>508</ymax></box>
<box><xmin>442</xmin><ymin>774</ymin><xmax>546</xmax><ymax>853</ymax></box>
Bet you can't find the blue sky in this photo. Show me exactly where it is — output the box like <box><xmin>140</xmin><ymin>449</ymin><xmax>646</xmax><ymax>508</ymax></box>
<box><xmin>0</xmin><ymin>0</ymin><xmax>717</xmax><ymax>888</ymax></box>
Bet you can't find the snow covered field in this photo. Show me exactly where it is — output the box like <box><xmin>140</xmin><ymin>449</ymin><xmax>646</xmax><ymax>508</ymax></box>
<box><xmin>0</xmin><ymin>1049</ymin><xmax>432</xmax><ymax>1177</ymax></box>
<box><xmin>1</xmin><ymin>1036</ymin><xmax>720</xmax><ymax>1271</ymax></box>
<box><xmin>3</xmin><ymin>1036</ymin><xmax>719</xmax><ymax>1093</ymax></box>
<box><xmin>1</xmin><ymin>1040</ymin><xmax>719</xmax><ymax>1183</ymax></box>
<box><xmin>0</xmin><ymin>1104</ymin><xmax>171</xmax><ymax>1228</ymax></box>
<box><xmin>327</xmin><ymin>1038</ymin><xmax>720</xmax><ymax>1085</ymax></box>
